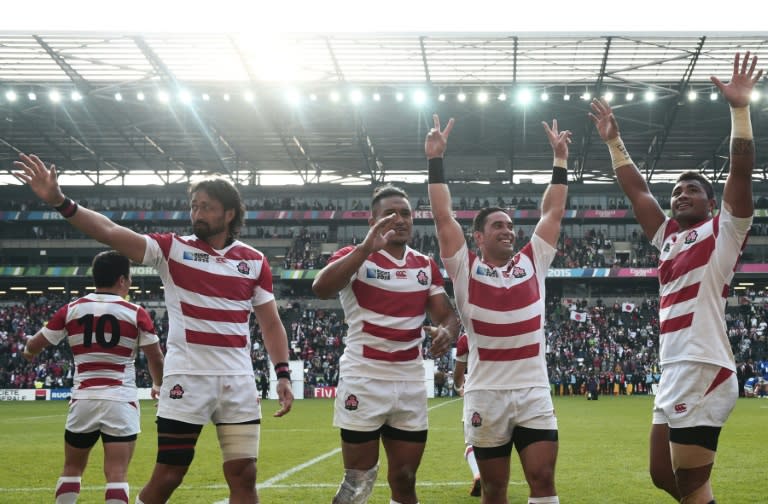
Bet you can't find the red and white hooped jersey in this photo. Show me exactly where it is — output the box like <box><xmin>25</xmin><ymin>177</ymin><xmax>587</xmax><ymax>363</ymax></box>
<box><xmin>331</xmin><ymin>245</ymin><xmax>446</xmax><ymax>381</ymax></box>
<box><xmin>42</xmin><ymin>292</ymin><xmax>159</xmax><ymax>401</ymax></box>
<box><xmin>443</xmin><ymin>234</ymin><xmax>555</xmax><ymax>391</ymax></box>
<box><xmin>651</xmin><ymin>206</ymin><xmax>751</xmax><ymax>371</ymax></box>
<box><xmin>143</xmin><ymin>233</ymin><xmax>274</xmax><ymax>376</ymax></box>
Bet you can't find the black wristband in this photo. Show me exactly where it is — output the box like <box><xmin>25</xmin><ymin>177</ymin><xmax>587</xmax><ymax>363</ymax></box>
<box><xmin>551</xmin><ymin>167</ymin><xmax>568</xmax><ymax>185</ymax></box>
<box><xmin>274</xmin><ymin>362</ymin><xmax>291</xmax><ymax>380</ymax></box>
<box><xmin>428</xmin><ymin>157</ymin><xmax>445</xmax><ymax>184</ymax></box>
<box><xmin>55</xmin><ymin>197</ymin><xmax>78</xmax><ymax>218</ymax></box>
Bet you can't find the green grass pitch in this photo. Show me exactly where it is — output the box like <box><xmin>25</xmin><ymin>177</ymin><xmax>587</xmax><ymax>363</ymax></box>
<box><xmin>0</xmin><ymin>396</ymin><xmax>764</xmax><ymax>503</ymax></box>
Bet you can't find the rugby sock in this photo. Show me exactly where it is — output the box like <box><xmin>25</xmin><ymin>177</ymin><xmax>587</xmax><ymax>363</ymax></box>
<box><xmin>105</xmin><ymin>482</ymin><xmax>129</xmax><ymax>504</ymax></box>
<box><xmin>464</xmin><ymin>445</ymin><xmax>480</xmax><ymax>479</ymax></box>
<box><xmin>528</xmin><ymin>497</ymin><xmax>559</xmax><ymax>503</ymax></box>
<box><xmin>55</xmin><ymin>476</ymin><xmax>81</xmax><ymax>504</ymax></box>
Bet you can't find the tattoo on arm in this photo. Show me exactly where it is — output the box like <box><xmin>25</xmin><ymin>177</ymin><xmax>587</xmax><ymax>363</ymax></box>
<box><xmin>731</xmin><ymin>138</ymin><xmax>755</xmax><ymax>156</ymax></box>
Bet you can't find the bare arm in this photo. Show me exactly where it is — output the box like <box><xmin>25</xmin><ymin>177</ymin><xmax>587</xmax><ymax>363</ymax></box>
<box><xmin>590</xmin><ymin>100</ymin><xmax>666</xmax><ymax>240</ymax></box>
<box><xmin>453</xmin><ymin>360</ymin><xmax>467</xmax><ymax>392</ymax></box>
<box><xmin>312</xmin><ymin>214</ymin><xmax>396</xmax><ymax>299</ymax></box>
<box><xmin>141</xmin><ymin>342</ymin><xmax>165</xmax><ymax>399</ymax></box>
<box><xmin>22</xmin><ymin>331</ymin><xmax>50</xmax><ymax>361</ymax></box>
<box><xmin>13</xmin><ymin>154</ymin><xmax>147</xmax><ymax>263</ymax></box>
<box><xmin>424</xmin><ymin>293</ymin><xmax>461</xmax><ymax>357</ymax></box>
<box><xmin>425</xmin><ymin>114</ymin><xmax>465</xmax><ymax>259</ymax></box>
<box><xmin>713</xmin><ymin>52</ymin><xmax>763</xmax><ymax>218</ymax></box>
<box><xmin>534</xmin><ymin>120</ymin><xmax>572</xmax><ymax>247</ymax></box>
<box><xmin>253</xmin><ymin>300</ymin><xmax>294</xmax><ymax>417</ymax></box>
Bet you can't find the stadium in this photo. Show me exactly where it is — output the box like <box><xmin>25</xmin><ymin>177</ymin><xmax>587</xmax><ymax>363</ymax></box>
<box><xmin>1</xmin><ymin>26</ymin><xmax>768</xmax><ymax>503</ymax></box>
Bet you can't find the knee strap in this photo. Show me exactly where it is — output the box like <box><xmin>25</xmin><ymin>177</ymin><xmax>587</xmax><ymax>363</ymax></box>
<box><xmin>332</xmin><ymin>464</ymin><xmax>379</xmax><ymax>504</ymax></box>
<box><xmin>216</xmin><ymin>423</ymin><xmax>260</xmax><ymax>462</ymax></box>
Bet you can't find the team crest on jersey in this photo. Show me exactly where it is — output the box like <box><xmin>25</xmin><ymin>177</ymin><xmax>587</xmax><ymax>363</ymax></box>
<box><xmin>366</xmin><ymin>267</ymin><xmax>391</xmax><ymax>280</ymax></box>
<box><xmin>344</xmin><ymin>394</ymin><xmax>359</xmax><ymax>411</ymax></box>
<box><xmin>683</xmin><ymin>230</ymin><xmax>698</xmax><ymax>245</ymax></box>
<box><xmin>673</xmin><ymin>402</ymin><xmax>687</xmax><ymax>414</ymax></box>
<box><xmin>395</xmin><ymin>270</ymin><xmax>408</xmax><ymax>279</ymax></box>
<box><xmin>470</xmin><ymin>411</ymin><xmax>482</xmax><ymax>427</ymax></box>
<box><xmin>183</xmin><ymin>251</ymin><xmax>209</xmax><ymax>263</ymax></box>
<box><xmin>237</xmin><ymin>261</ymin><xmax>250</xmax><ymax>275</ymax></box>
<box><xmin>169</xmin><ymin>384</ymin><xmax>184</xmax><ymax>400</ymax></box>
<box><xmin>416</xmin><ymin>270</ymin><xmax>428</xmax><ymax>285</ymax></box>
<box><xmin>511</xmin><ymin>266</ymin><xmax>526</xmax><ymax>278</ymax></box>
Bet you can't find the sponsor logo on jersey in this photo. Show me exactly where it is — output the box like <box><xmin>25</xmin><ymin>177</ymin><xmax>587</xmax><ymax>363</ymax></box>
<box><xmin>470</xmin><ymin>411</ymin><xmax>482</xmax><ymax>427</ymax></box>
<box><xmin>344</xmin><ymin>394</ymin><xmax>359</xmax><ymax>411</ymax></box>
<box><xmin>169</xmin><ymin>384</ymin><xmax>184</xmax><ymax>400</ymax></box>
<box><xmin>183</xmin><ymin>251</ymin><xmax>210</xmax><ymax>263</ymax></box>
<box><xmin>395</xmin><ymin>270</ymin><xmax>408</xmax><ymax>279</ymax></box>
<box><xmin>673</xmin><ymin>402</ymin><xmax>687</xmax><ymax>414</ymax></box>
<box><xmin>416</xmin><ymin>270</ymin><xmax>428</xmax><ymax>285</ymax></box>
<box><xmin>475</xmin><ymin>265</ymin><xmax>498</xmax><ymax>278</ymax></box>
<box><xmin>684</xmin><ymin>230</ymin><xmax>698</xmax><ymax>245</ymax></box>
<box><xmin>215</xmin><ymin>257</ymin><xmax>228</xmax><ymax>263</ymax></box>
<box><xmin>237</xmin><ymin>261</ymin><xmax>250</xmax><ymax>275</ymax></box>
<box><xmin>366</xmin><ymin>267</ymin><xmax>391</xmax><ymax>280</ymax></box>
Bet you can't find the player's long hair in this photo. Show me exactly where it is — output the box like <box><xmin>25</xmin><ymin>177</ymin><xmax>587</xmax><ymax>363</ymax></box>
<box><xmin>189</xmin><ymin>175</ymin><xmax>246</xmax><ymax>240</ymax></box>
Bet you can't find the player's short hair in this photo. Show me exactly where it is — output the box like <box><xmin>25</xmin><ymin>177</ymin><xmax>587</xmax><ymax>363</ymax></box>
<box><xmin>188</xmin><ymin>175</ymin><xmax>246</xmax><ymax>238</ymax></box>
<box><xmin>676</xmin><ymin>171</ymin><xmax>715</xmax><ymax>200</ymax></box>
<box><xmin>92</xmin><ymin>250</ymin><xmax>130</xmax><ymax>288</ymax></box>
<box><xmin>473</xmin><ymin>206</ymin><xmax>511</xmax><ymax>233</ymax></box>
<box><xmin>371</xmin><ymin>184</ymin><xmax>409</xmax><ymax>212</ymax></box>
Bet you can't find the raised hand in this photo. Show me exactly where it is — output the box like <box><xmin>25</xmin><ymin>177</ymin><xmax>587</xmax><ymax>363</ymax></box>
<box><xmin>359</xmin><ymin>213</ymin><xmax>397</xmax><ymax>254</ymax></box>
<box><xmin>589</xmin><ymin>98</ymin><xmax>621</xmax><ymax>142</ymax></box>
<box><xmin>12</xmin><ymin>153</ymin><xmax>65</xmax><ymax>206</ymax></box>
<box><xmin>711</xmin><ymin>52</ymin><xmax>763</xmax><ymax>109</ymax></box>
<box><xmin>425</xmin><ymin>114</ymin><xmax>455</xmax><ymax>159</ymax></box>
<box><xmin>542</xmin><ymin>119</ymin><xmax>573</xmax><ymax>160</ymax></box>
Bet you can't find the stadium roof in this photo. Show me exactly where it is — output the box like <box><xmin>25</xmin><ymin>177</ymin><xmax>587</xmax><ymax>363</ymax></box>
<box><xmin>0</xmin><ymin>32</ymin><xmax>767</xmax><ymax>186</ymax></box>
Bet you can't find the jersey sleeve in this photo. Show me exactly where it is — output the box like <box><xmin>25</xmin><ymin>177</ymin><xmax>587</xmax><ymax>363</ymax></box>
<box><xmin>428</xmin><ymin>257</ymin><xmax>446</xmax><ymax>296</ymax></box>
<box><xmin>143</xmin><ymin>233</ymin><xmax>173</xmax><ymax>267</ymax></box>
<box><xmin>40</xmin><ymin>305</ymin><xmax>69</xmax><ymax>345</ymax></box>
<box><xmin>441</xmin><ymin>242</ymin><xmax>470</xmax><ymax>283</ymax></box>
<box><xmin>136</xmin><ymin>306</ymin><xmax>160</xmax><ymax>346</ymax></box>
<box><xmin>251</xmin><ymin>256</ymin><xmax>276</xmax><ymax>307</ymax></box>
<box><xmin>529</xmin><ymin>234</ymin><xmax>557</xmax><ymax>274</ymax></box>
<box><xmin>651</xmin><ymin>217</ymin><xmax>673</xmax><ymax>251</ymax></box>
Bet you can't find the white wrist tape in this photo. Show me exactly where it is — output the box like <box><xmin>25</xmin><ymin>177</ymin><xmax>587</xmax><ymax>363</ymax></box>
<box><xmin>731</xmin><ymin>106</ymin><xmax>753</xmax><ymax>140</ymax></box>
<box><xmin>553</xmin><ymin>157</ymin><xmax>567</xmax><ymax>169</ymax></box>
<box><xmin>607</xmin><ymin>137</ymin><xmax>633</xmax><ymax>170</ymax></box>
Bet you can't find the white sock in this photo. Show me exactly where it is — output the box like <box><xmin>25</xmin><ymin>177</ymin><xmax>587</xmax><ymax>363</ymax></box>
<box><xmin>464</xmin><ymin>445</ymin><xmax>480</xmax><ymax>479</ymax></box>
<box><xmin>134</xmin><ymin>496</ymin><xmax>145</xmax><ymax>504</ymax></box>
<box><xmin>105</xmin><ymin>482</ymin><xmax>129</xmax><ymax>504</ymax></box>
<box><xmin>55</xmin><ymin>476</ymin><xmax>81</xmax><ymax>504</ymax></box>
<box><xmin>528</xmin><ymin>497</ymin><xmax>559</xmax><ymax>503</ymax></box>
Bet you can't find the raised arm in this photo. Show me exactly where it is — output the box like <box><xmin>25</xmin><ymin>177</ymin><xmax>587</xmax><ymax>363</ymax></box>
<box><xmin>22</xmin><ymin>330</ymin><xmax>50</xmax><ymax>362</ymax></box>
<box><xmin>425</xmin><ymin>114</ymin><xmax>465</xmax><ymax>259</ymax></box>
<box><xmin>312</xmin><ymin>213</ymin><xmax>396</xmax><ymax>298</ymax></box>
<box><xmin>253</xmin><ymin>300</ymin><xmax>294</xmax><ymax>417</ymax></box>
<box><xmin>590</xmin><ymin>100</ymin><xmax>666</xmax><ymax>240</ymax></box>
<box><xmin>13</xmin><ymin>154</ymin><xmax>147</xmax><ymax>263</ymax></box>
<box><xmin>713</xmin><ymin>52</ymin><xmax>763</xmax><ymax>218</ymax></box>
<box><xmin>534</xmin><ymin>120</ymin><xmax>572</xmax><ymax>247</ymax></box>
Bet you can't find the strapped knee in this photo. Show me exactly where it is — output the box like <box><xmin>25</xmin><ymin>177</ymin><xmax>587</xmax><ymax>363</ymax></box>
<box><xmin>216</xmin><ymin>423</ymin><xmax>260</xmax><ymax>462</ymax></box>
<box><xmin>332</xmin><ymin>464</ymin><xmax>379</xmax><ymax>504</ymax></box>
